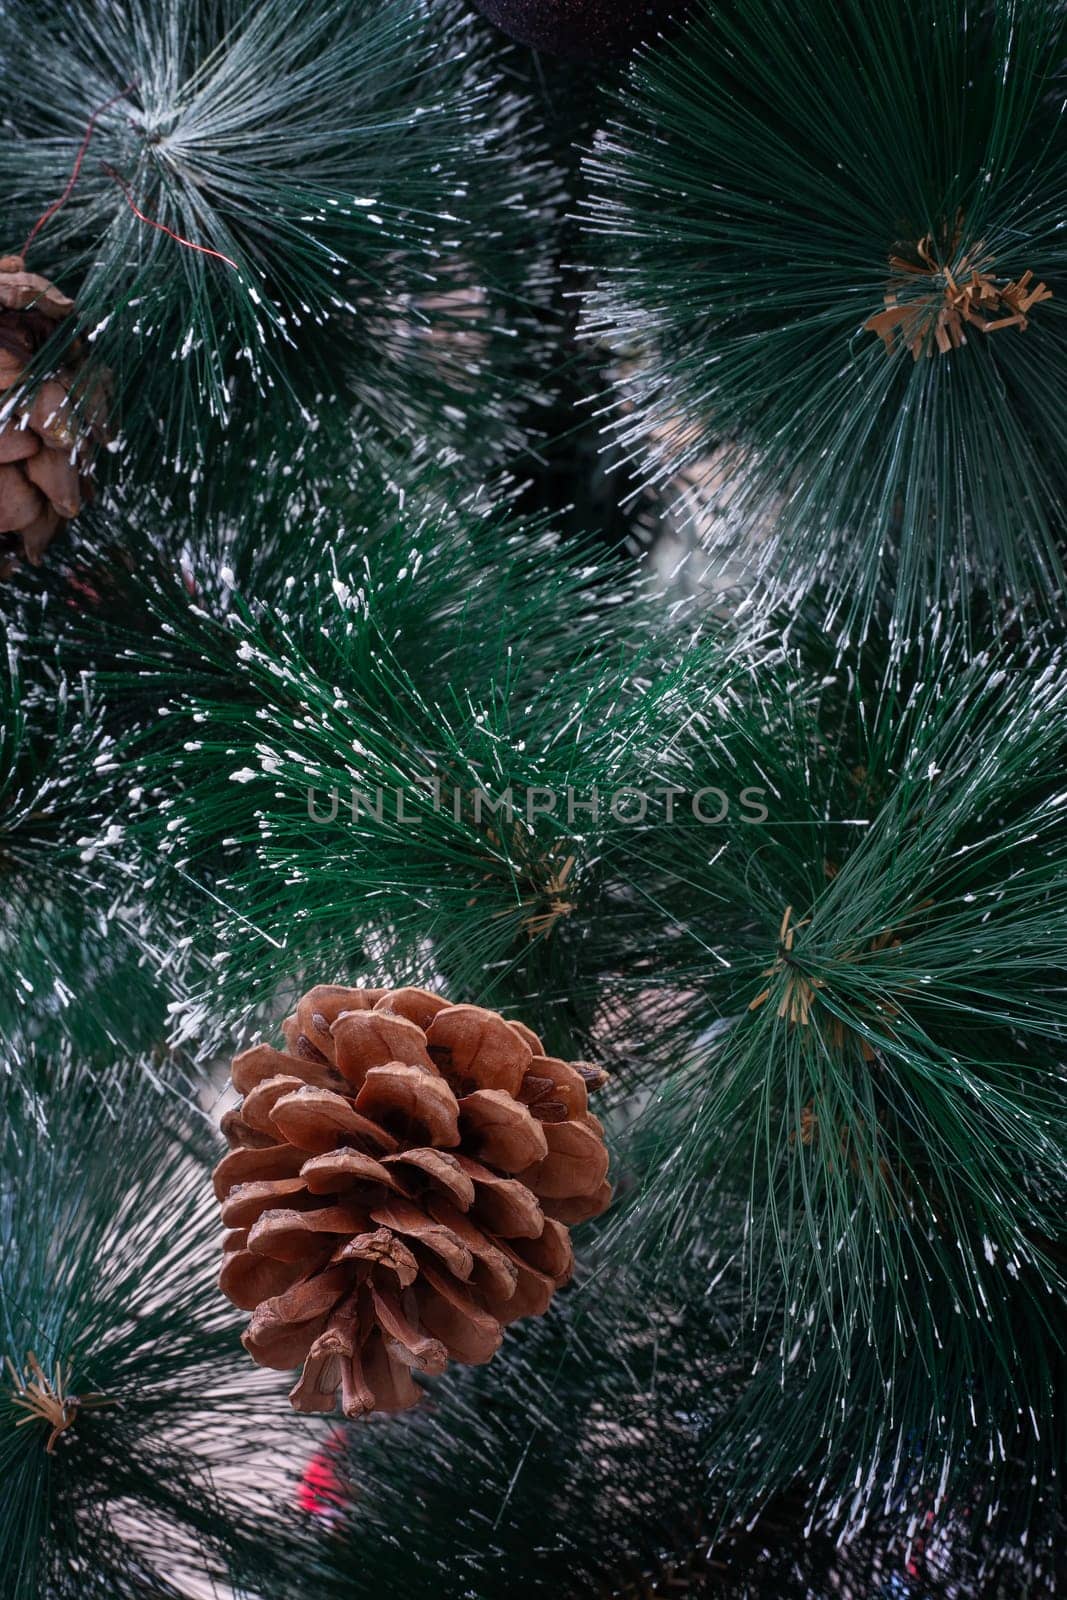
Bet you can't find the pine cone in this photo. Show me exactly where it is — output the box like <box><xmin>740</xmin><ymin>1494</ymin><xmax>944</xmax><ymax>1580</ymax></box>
<box><xmin>0</xmin><ymin>254</ymin><xmax>106</xmax><ymax>575</ymax></box>
<box><xmin>215</xmin><ymin>985</ymin><xmax>612</xmax><ymax>1417</ymax></box>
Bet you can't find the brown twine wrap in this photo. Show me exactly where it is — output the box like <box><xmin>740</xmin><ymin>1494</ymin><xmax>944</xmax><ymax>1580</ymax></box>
<box><xmin>866</xmin><ymin>227</ymin><xmax>1052</xmax><ymax>360</ymax></box>
<box><xmin>748</xmin><ymin>904</ymin><xmax>823</xmax><ymax>1025</ymax></box>
<box><xmin>6</xmin><ymin>1352</ymin><xmax>111</xmax><ymax>1453</ymax></box>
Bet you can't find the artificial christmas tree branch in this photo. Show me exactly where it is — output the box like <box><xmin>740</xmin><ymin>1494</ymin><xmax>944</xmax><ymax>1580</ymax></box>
<box><xmin>0</xmin><ymin>623</ymin><xmax>190</xmax><ymax>1063</ymax></box>
<box><xmin>0</xmin><ymin>0</ymin><xmax>1064</xmax><ymax>1591</ymax></box>
<box><xmin>0</xmin><ymin>1065</ymin><xmax>318</xmax><ymax>1600</ymax></box>
<box><xmin>115</xmin><ymin>466</ymin><xmax>767</xmax><ymax>1064</ymax></box>
<box><xmin>0</xmin><ymin>0</ymin><xmax>563</xmax><ymax>530</ymax></box>
<box><xmin>598</xmin><ymin>613</ymin><xmax>1067</xmax><ymax>1526</ymax></box>
<box><xmin>581</xmin><ymin>0</ymin><xmax>1067</xmax><ymax>638</ymax></box>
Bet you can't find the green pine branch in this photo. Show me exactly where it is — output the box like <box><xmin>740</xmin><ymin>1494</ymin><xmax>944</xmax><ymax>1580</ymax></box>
<box><xmin>581</xmin><ymin>0</ymin><xmax>1067</xmax><ymax>637</ymax></box>
<box><xmin>0</xmin><ymin>1063</ymin><xmax>314</xmax><ymax>1600</ymax></box>
<box><xmin>597</xmin><ymin>611</ymin><xmax>1067</xmax><ymax>1521</ymax></box>
<box><xmin>0</xmin><ymin>620</ymin><xmax>186</xmax><ymax>1061</ymax></box>
<box><xmin>0</xmin><ymin>0</ymin><xmax>563</xmax><ymax>515</ymax></box>
<box><xmin>108</xmin><ymin>466</ymin><xmax>765</xmax><ymax>1063</ymax></box>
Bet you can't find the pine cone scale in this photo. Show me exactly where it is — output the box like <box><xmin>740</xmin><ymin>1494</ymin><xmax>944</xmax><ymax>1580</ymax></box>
<box><xmin>215</xmin><ymin>984</ymin><xmax>612</xmax><ymax>1416</ymax></box>
<box><xmin>519</xmin><ymin>1117</ymin><xmax>611</xmax><ymax>1201</ymax></box>
<box><xmin>212</xmin><ymin>1142</ymin><xmax>306</xmax><ymax>1199</ymax></box>
<box><xmin>246</xmin><ymin>1202</ymin><xmax>367</xmax><ymax>1263</ymax></box>
<box><xmin>415</xmin><ymin>1261</ymin><xmax>503</xmax><ymax>1365</ymax></box>
<box><xmin>269</xmin><ymin>1085</ymin><xmax>401</xmax><ymax>1155</ymax></box>
<box><xmin>353</xmin><ymin>1061</ymin><xmax>462</xmax><ymax>1147</ymax></box>
<box><xmin>220</xmin><ymin>1240</ymin><xmax>310</xmax><ymax>1313</ymax></box>
<box><xmin>458</xmin><ymin>1087</ymin><xmax>549</xmax><ymax>1170</ymax></box>
<box><xmin>231</xmin><ymin>1041</ymin><xmax>346</xmax><ymax>1096</ymax></box>
<box><xmin>220</xmin><ymin>1176</ymin><xmax>312</xmax><ymax>1230</ymax></box>
<box><xmin>300</xmin><ymin>1148</ymin><xmax>402</xmax><ymax>1194</ymax></box>
<box><xmin>370</xmin><ymin>1282</ymin><xmax>448</xmax><ymax>1375</ymax></box>
<box><xmin>383</xmin><ymin>1146</ymin><xmax>476</xmax><ymax>1209</ymax></box>
<box><xmin>0</xmin><ymin>254</ymin><xmax>105</xmax><ymax>570</ymax></box>
<box><xmin>0</xmin><ymin>425</ymin><xmax>38</xmax><ymax>463</ymax></box>
<box><xmin>0</xmin><ymin>463</ymin><xmax>43</xmax><ymax>530</ymax></box>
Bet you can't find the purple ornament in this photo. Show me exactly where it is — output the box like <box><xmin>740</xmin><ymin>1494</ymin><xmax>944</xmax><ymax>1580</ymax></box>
<box><xmin>467</xmin><ymin>0</ymin><xmax>689</xmax><ymax>60</ymax></box>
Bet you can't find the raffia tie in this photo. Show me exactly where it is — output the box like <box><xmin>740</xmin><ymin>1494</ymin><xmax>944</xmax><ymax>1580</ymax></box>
<box><xmin>521</xmin><ymin>850</ymin><xmax>576</xmax><ymax>940</ymax></box>
<box><xmin>748</xmin><ymin>905</ymin><xmax>824</xmax><ymax>1026</ymax></box>
<box><xmin>481</xmin><ymin>826</ymin><xmax>577</xmax><ymax>940</ymax></box>
<box><xmin>865</xmin><ymin>233</ymin><xmax>1052</xmax><ymax>360</ymax></box>
<box><xmin>5</xmin><ymin>1352</ymin><xmax>110</xmax><ymax>1453</ymax></box>
<box><xmin>747</xmin><ymin>902</ymin><xmax>918</xmax><ymax>1036</ymax></box>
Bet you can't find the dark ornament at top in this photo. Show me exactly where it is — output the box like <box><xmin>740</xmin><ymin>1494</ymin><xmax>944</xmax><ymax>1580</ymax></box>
<box><xmin>468</xmin><ymin>0</ymin><xmax>689</xmax><ymax>59</ymax></box>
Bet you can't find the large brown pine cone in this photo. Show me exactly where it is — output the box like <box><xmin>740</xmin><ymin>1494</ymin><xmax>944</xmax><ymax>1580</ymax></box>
<box><xmin>0</xmin><ymin>254</ymin><xmax>106</xmax><ymax>575</ymax></box>
<box><xmin>214</xmin><ymin>985</ymin><xmax>612</xmax><ymax>1417</ymax></box>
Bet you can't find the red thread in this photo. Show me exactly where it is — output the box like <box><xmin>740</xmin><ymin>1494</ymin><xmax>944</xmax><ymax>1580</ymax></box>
<box><xmin>102</xmin><ymin>165</ymin><xmax>238</xmax><ymax>271</ymax></box>
<box><xmin>21</xmin><ymin>83</ymin><xmax>138</xmax><ymax>260</ymax></box>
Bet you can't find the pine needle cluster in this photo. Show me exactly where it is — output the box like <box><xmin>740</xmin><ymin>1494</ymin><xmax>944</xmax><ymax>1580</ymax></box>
<box><xmin>0</xmin><ymin>0</ymin><xmax>562</xmax><ymax>500</ymax></box>
<box><xmin>581</xmin><ymin>0</ymin><xmax>1067</xmax><ymax>635</ymax></box>
<box><xmin>0</xmin><ymin>621</ymin><xmax>182</xmax><ymax>1062</ymax></box>
<box><xmin>116</xmin><ymin>467</ymin><xmax>765</xmax><ymax>1061</ymax></box>
<box><xmin>0</xmin><ymin>1065</ymin><xmax>311</xmax><ymax>1600</ymax></box>
<box><xmin>603</xmin><ymin>611</ymin><xmax>1067</xmax><ymax>1524</ymax></box>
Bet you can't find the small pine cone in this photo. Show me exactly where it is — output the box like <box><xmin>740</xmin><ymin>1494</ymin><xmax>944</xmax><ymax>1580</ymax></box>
<box><xmin>0</xmin><ymin>254</ymin><xmax>107</xmax><ymax>575</ymax></box>
<box><xmin>214</xmin><ymin>985</ymin><xmax>612</xmax><ymax>1417</ymax></box>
